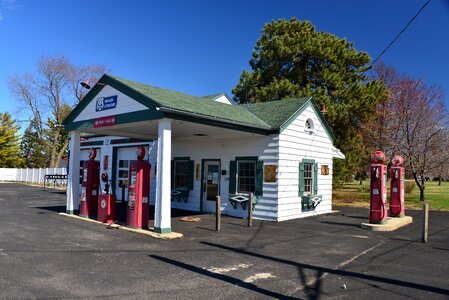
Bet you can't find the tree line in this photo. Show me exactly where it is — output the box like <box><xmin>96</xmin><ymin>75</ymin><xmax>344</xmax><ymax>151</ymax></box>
<box><xmin>1</xmin><ymin>18</ymin><xmax>447</xmax><ymax>200</ymax></box>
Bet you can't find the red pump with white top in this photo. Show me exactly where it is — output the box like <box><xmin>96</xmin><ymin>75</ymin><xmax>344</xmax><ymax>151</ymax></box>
<box><xmin>80</xmin><ymin>148</ymin><xmax>100</xmax><ymax>218</ymax></box>
<box><xmin>389</xmin><ymin>155</ymin><xmax>405</xmax><ymax>217</ymax></box>
<box><xmin>369</xmin><ymin>151</ymin><xmax>388</xmax><ymax>224</ymax></box>
<box><xmin>126</xmin><ymin>146</ymin><xmax>151</xmax><ymax>229</ymax></box>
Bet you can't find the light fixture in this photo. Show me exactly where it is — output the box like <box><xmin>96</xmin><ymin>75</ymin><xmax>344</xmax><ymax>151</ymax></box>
<box><xmin>80</xmin><ymin>78</ymin><xmax>105</xmax><ymax>90</ymax></box>
<box><xmin>320</xmin><ymin>105</ymin><xmax>327</xmax><ymax>114</ymax></box>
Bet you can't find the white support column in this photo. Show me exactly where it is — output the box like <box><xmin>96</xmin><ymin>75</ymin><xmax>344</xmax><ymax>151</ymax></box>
<box><xmin>66</xmin><ymin>131</ymin><xmax>81</xmax><ymax>214</ymax></box>
<box><xmin>154</xmin><ymin>119</ymin><xmax>172</xmax><ymax>234</ymax></box>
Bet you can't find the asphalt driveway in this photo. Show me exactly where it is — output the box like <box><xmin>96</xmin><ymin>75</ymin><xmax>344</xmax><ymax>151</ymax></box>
<box><xmin>0</xmin><ymin>183</ymin><xmax>448</xmax><ymax>299</ymax></box>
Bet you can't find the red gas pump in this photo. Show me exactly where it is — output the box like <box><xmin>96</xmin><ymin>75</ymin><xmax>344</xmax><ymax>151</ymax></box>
<box><xmin>97</xmin><ymin>172</ymin><xmax>116</xmax><ymax>224</ymax></box>
<box><xmin>369</xmin><ymin>151</ymin><xmax>388</xmax><ymax>224</ymax></box>
<box><xmin>80</xmin><ymin>148</ymin><xmax>100</xmax><ymax>218</ymax></box>
<box><xmin>126</xmin><ymin>146</ymin><xmax>151</xmax><ymax>229</ymax></box>
<box><xmin>389</xmin><ymin>155</ymin><xmax>405</xmax><ymax>217</ymax></box>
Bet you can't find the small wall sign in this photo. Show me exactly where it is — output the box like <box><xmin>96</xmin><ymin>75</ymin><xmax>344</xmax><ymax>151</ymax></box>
<box><xmin>264</xmin><ymin>165</ymin><xmax>276</xmax><ymax>183</ymax></box>
<box><xmin>195</xmin><ymin>163</ymin><xmax>200</xmax><ymax>181</ymax></box>
<box><xmin>321</xmin><ymin>165</ymin><xmax>329</xmax><ymax>175</ymax></box>
<box><xmin>96</xmin><ymin>95</ymin><xmax>118</xmax><ymax>112</ymax></box>
<box><xmin>94</xmin><ymin>115</ymin><xmax>116</xmax><ymax>128</ymax></box>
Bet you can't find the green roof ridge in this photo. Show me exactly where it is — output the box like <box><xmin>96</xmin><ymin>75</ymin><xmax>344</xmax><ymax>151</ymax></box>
<box><xmin>110</xmin><ymin>75</ymin><xmax>270</xmax><ymax>129</ymax></box>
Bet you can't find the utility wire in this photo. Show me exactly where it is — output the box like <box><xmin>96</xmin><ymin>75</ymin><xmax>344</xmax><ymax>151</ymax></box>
<box><xmin>371</xmin><ymin>0</ymin><xmax>431</xmax><ymax>65</ymax></box>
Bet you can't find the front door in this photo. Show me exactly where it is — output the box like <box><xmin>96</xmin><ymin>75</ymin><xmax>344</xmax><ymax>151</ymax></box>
<box><xmin>202</xmin><ymin>160</ymin><xmax>220</xmax><ymax>213</ymax></box>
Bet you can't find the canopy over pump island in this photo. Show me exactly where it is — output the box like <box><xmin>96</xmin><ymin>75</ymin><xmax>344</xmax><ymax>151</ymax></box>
<box><xmin>63</xmin><ymin>74</ymin><xmax>344</xmax><ymax>234</ymax></box>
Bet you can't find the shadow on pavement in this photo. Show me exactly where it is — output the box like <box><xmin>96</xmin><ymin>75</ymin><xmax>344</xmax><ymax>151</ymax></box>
<box><xmin>149</xmin><ymin>254</ymin><xmax>298</xmax><ymax>299</ymax></box>
<box><xmin>320</xmin><ymin>221</ymin><xmax>361</xmax><ymax>228</ymax></box>
<box><xmin>199</xmin><ymin>242</ymin><xmax>449</xmax><ymax>297</ymax></box>
<box><xmin>34</xmin><ymin>205</ymin><xmax>66</xmax><ymax>213</ymax></box>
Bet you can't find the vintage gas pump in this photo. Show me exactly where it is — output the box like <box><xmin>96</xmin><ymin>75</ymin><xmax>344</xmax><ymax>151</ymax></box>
<box><xmin>80</xmin><ymin>148</ymin><xmax>100</xmax><ymax>218</ymax></box>
<box><xmin>390</xmin><ymin>154</ymin><xmax>405</xmax><ymax>217</ymax></box>
<box><xmin>126</xmin><ymin>146</ymin><xmax>151</xmax><ymax>229</ymax></box>
<box><xmin>369</xmin><ymin>150</ymin><xmax>388</xmax><ymax>224</ymax></box>
<box><xmin>97</xmin><ymin>172</ymin><xmax>116</xmax><ymax>224</ymax></box>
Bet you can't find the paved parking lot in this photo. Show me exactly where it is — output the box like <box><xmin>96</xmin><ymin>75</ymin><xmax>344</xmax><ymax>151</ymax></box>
<box><xmin>0</xmin><ymin>183</ymin><xmax>448</xmax><ymax>299</ymax></box>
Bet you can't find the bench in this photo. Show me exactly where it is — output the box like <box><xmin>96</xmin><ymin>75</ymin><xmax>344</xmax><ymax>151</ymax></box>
<box><xmin>301</xmin><ymin>195</ymin><xmax>322</xmax><ymax>210</ymax></box>
<box><xmin>229</xmin><ymin>194</ymin><xmax>257</xmax><ymax>210</ymax></box>
<box><xmin>171</xmin><ymin>188</ymin><xmax>189</xmax><ymax>203</ymax></box>
<box><xmin>43</xmin><ymin>174</ymin><xmax>68</xmax><ymax>191</ymax></box>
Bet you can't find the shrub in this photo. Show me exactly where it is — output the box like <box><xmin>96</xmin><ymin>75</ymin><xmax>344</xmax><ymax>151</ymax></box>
<box><xmin>404</xmin><ymin>181</ymin><xmax>415</xmax><ymax>194</ymax></box>
<box><xmin>358</xmin><ymin>185</ymin><xmax>369</xmax><ymax>193</ymax></box>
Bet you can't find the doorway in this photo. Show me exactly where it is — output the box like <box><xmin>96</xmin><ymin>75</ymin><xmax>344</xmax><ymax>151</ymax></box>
<box><xmin>202</xmin><ymin>160</ymin><xmax>221</xmax><ymax>213</ymax></box>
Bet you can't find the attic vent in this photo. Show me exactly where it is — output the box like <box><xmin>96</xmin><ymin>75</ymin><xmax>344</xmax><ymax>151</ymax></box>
<box><xmin>304</xmin><ymin>118</ymin><xmax>315</xmax><ymax>134</ymax></box>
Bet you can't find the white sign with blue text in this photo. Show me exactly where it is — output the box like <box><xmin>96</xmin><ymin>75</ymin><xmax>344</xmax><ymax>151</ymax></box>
<box><xmin>96</xmin><ymin>95</ymin><xmax>118</xmax><ymax>112</ymax></box>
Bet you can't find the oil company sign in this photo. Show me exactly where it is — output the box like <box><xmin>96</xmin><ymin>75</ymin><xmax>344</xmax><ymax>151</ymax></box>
<box><xmin>94</xmin><ymin>115</ymin><xmax>116</xmax><ymax>128</ymax></box>
<box><xmin>96</xmin><ymin>95</ymin><xmax>117</xmax><ymax>112</ymax></box>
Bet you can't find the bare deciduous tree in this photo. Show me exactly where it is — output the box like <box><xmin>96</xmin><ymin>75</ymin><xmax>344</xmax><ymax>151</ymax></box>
<box><xmin>9</xmin><ymin>54</ymin><xmax>106</xmax><ymax>167</ymax></box>
<box><xmin>389</xmin><ymin>77</ymin><xmax>448</xmax><ymax>200</ymax></box>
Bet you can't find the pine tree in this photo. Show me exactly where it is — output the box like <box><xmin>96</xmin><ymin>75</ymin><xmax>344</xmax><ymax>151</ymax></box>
<box><xmin>0</xmin><ymin>112</ymin><xmax>24</xmax><ymax>167</ymax></box>
<box><xmin>21</xmin><ymin>118</ymin><xmax>48</xmax><ymax>168</ymax></box>
<box><xmin>232</xmin><ymin>18</ymin><xmax>384</xmax><ymax>183</ymax></box>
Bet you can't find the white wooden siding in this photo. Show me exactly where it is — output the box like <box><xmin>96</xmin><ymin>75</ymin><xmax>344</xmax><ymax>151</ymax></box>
<box><xmin>74</xmin><ymin>85</ymin><xmax>149</xmax><ymax>122</ymax></box>
<box><xmin>277</xmin><ymin>104</ymin><xmax>335</xmax><ymax>221</ymax></box>
<box><xmin>171</xmin><ymin>133</ymin><xmax>279</xmax><ymax>220</ymax></box>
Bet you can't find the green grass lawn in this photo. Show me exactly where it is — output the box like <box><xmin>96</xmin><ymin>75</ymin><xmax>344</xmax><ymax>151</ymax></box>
<box><xmin>333</xmin><ymin>180</ymin><xmax>449</xmax><ymax>211</ymax></box>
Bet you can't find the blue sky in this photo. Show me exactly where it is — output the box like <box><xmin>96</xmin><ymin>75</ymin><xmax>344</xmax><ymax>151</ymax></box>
<box><xmin>1</xmin><ymin>0</ymin><xmax>448</xmax><ymax>123</ymax></box>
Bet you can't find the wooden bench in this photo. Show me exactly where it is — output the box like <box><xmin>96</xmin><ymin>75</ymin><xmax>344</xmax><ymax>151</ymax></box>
<box><xmin>229</xmin><ymin>194</ymin><xmax>257</xmax><ymax>210</ymax></box>
<box><xmin>301</xmin><ymin>195</ymin><xmax>322</xmax><ymax>210</ymax></box>
<box><xmin>171</xmin><ymin>188</ymin><xmax>189</xmax><ymax>203</ymax></box>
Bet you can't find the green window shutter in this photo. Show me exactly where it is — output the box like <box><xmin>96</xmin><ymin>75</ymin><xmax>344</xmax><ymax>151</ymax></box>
<box><xmin>229</xmin><ymin>160</ymin><xmax>236</xmax><ymax>194</ymax></box>
<box><xmin>187</xmin><ymin>160</ymin><xmax>194</xmax><ymax>190</ymax></box>
<box><xmin>171</xmin><ymin>160</ymin><xmax>174</xmax><ymax>189</ymax></box>
<box><xmin>299</xmin><ymin>162</ymin><xmax>305</xmax><ymax>196</ymax></box>
<box><xmin>255</xmin><ymin>160</ymin><xmax>263</xmax><ymax>196</ymax></box>
<box><xmin>313</xmin><ymin>163</ymin><xmax>318</xmax><ymax>195</ymax></box>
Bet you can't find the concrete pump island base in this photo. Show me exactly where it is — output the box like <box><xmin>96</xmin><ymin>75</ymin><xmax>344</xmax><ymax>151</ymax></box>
<box><xmin>63</xmin><ymin>74</ymin><xmax>345</xmax><ymax>235</ymax></box>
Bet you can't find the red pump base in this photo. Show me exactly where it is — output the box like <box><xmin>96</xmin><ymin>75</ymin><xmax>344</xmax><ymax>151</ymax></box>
<box><xmin>97</xmin><ymin>194</ymin><xmax>116</xmax><ymax>224</ymax></box>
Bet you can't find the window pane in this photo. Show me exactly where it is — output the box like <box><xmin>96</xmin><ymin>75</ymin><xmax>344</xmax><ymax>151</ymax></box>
<box><xmin>119</xmin><ymin>160</ymin><xmax>129</xmax><ymax>168</ymax></box>
<box><xmin>174</xmin><ymin>160</ymin><xmax>188</xmax><ymax>188</ymax></box>
<box><xmin>237</xmin><ymin>161</ymin><xmax>256</xmax><ymax>194</ymax></box>
<box><xmin>118</xmin><ymin>180</ymin><xmax>128</xmax><ymax>188</ymax></box>
<box><xmin>303</xmin><ymin>163</ymin><xmax>314</xmax><ymax>194</ymax></box>
<box><xmin>119</xmin><ymin>170</ymin><xmax>128</xmax><ymax>178</ymax></box>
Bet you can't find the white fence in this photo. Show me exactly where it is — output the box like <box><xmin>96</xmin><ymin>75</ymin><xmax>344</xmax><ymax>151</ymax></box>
<box><xmin>0</xmin><ymin>168</ymin><xmax>67</xmax><ymax>184</ymax></box>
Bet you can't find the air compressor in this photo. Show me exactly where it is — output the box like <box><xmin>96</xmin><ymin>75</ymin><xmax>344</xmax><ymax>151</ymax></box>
<box><xmin>80</xmin><ymin>148</ymin><xmax>100</xmax><ymax>218</ymax></box>
<box><xmin>369</xmin><ymin>150</ymin><xmax>388</xmax><ymax>224</ymax></box>
<box><xmin>389</xmin><ymin>155</ymin><xmax>405</xmax><ymax>217</ymax></box>
<box><xmin>126</xmin><ymin>146</ymin><xmax>151</xmax><ymax>229</ymax></box>
<box><xmin>97</xmin><ymin>172</ymin><xmax>116</xmax><ymax>224</ymax></box>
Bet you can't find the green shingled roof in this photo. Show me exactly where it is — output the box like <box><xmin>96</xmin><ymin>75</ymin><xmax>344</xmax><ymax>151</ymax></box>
<box><xmin>243</xmin><ymin>97</ymin><xmax>311</xmax><ymax>128</ymax></box>
<box><xmin>111</xmin><ymin>76</ymin><xmax>270</xmax><ymax>129</ymax></box>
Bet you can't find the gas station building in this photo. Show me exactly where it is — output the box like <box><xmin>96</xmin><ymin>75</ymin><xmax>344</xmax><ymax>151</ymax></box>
<box><xmin>63</xmin><ymin>74</ymin><xmax>344</xmax><ymax>234</ymax></box>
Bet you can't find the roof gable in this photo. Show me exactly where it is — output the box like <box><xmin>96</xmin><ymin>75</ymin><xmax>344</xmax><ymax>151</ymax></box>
<box><xmin>73</xmin><ymin>85</ymin><xmax>150</xmax><ymax>122</ymax></box>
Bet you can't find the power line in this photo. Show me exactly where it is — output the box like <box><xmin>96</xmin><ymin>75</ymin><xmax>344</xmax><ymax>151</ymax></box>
<box><xmin>371</xmin><ymin>0</ymin><xmax>432</xmax><ymax>66</ymax></box>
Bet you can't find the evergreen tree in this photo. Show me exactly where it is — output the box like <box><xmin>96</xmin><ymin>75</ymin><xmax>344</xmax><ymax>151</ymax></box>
<box><xmin>233</xmin><ymin>18</ymin><xmax>384</xmax><ymax>183</ymax></box>
<box><xmin>0</xmin><ymin>112</ymin><xmax>24</xmax><ymax>167</ymax></box>
<box><xmin>21</xmin><ymin>118</ymin><xmax>48</xmax><ymax>168</ymax></box>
